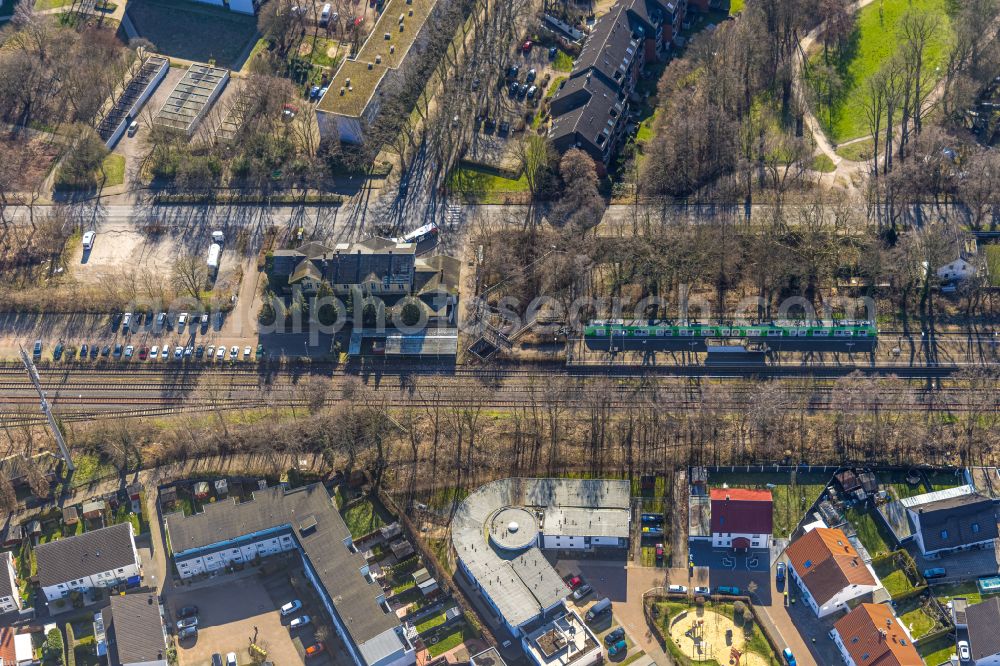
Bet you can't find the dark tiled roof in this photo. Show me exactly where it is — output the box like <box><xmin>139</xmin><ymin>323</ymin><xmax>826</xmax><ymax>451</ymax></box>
<box><xmin>968</xmin><ymin>597</ymin><xmax>1000</xmax><ymax>660</ymax></box>
<box><xmin>549</xmin><ymin>74</ymin><xmax>624</xmax><ymax>157</ymax></box>
<box><xmin>710</xmin><ymin>488</ymin><xmax>773</xmax><ymax>535</ymax></box>
<box><xmin>164</xmin><ymin>484</ymin><xmax>405</xmax><ymax>663</ymax></box>
<box><xmin>573</xmin><ymin>5</ymin><xmax>640</xmax><ymax>88</ymax></box>
<box><xmin>0</xmin><ymin>552</ymin><xmax>14</xmax><ymax>599</ymax></box>
<box><xmin>35</xmin><ymin>523</ymin><xmax>136</xmax><ymax>588</ymax></box>
<box><xmin>913</xmin><ymin>494</ymin><xmax>998</xmax><ymax>552</ymax></box>
<box><xmin>103</xmin><ymin>593</ymin><xmax>167</xmax><ymax>666</ymax></box>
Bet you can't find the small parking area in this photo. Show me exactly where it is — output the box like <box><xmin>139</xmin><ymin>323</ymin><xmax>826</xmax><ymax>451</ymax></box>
<box><xmin>688</xmin><ymin>542</ymin><xmax>774</xmax><ymax>605</ymax></box>
<box><xmin>167</xmin><ymin>568</ymin><xmax>339</xmax><ymax>666</ymax></box>
<box><xmin>910</xmin><ymin>541</ymin><xmax>1000</xmax><ymax>582</ymax></box>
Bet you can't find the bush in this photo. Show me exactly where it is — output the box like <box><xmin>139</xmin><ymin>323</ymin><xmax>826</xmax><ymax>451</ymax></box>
<box><xmin>64</xmin><ymin>624</ymin><xmax>76</xmax><ymax>666</ymax></box>
<box><xmin>400</xmin><ymin>300</ymin><xmax>421</xmax><ymax>327</ymax></box>
<box><xmin>55</xmin><ymin>127</ymin><xmax>109</xmax><ymax>191</ymax></box>
<box><xmin>45</xmin><ymin>628</ymin><xmax>64</xmax><ymax>665</ymax></box>
<box><xmin>258</xmin><ymin>299</ymin><xmax>276</xmax><ymax>325</ymax></box>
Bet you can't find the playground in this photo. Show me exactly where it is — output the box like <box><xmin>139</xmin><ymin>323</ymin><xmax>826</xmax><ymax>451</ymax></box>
<box><xmin>668</xmin><ymin>607</ymin><xmax>771</xmax><ymax>666</ymax></box>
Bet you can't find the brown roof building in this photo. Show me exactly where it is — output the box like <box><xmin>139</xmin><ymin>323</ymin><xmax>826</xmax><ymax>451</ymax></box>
<box><xmin>786</xmin><ymin>527</ymin><xmax>880</xmax><ymax>617</ymax></box>
<box><xmin>831</xmin><ymin>603</ymin><xmax>921</xmax><ymax>666</ymax></box>
<box><xmin>709</xmin><ymin>488</ymin><xmax>773</xmax><ymax>550</ymax></box>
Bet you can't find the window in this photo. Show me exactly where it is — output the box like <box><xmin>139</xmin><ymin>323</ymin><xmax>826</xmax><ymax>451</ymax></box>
<box><xmin>118</xmin><ymin>568</ymin><xmax>124</xmax><ymax>573</ymax></box>
<box><xmin>940</xmin><ymin>529</ymin><xmax>949</xmax><ymax>540</ymax></box>
<box><xmin>972</xmin><ymin>523</ymin><xmax>980</xmax><ymax>534</ymax></box>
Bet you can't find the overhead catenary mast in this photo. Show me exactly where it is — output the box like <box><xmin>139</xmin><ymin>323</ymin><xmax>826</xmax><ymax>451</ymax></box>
<box><xmin>19</xmin><ymin>344</ymin><xmax>75</xmax><ymax>471</ymax></box>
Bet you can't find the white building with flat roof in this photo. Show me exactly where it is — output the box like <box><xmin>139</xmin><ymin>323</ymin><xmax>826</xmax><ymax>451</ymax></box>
<box><xmin>524</xmin><ymin>611</ymin><xmax>602</xmax><ymax>666</ymax></box>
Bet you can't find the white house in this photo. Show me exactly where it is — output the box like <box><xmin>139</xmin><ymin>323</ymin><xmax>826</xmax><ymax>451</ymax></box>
<box><xmin>786</xmin><ymin>527</ymin><xmax>881</xmax><ymax>618</ymax></box>
<box><xmin>709</xmin><ymin>488</ymin><xmax>773</xmax><ymax>550</ymax></box>
<box><xmin>540</xmin><ymin>506</ymin><xmax>630</xmax><ymax>550</ymax></box>
<box><xmin>830</xmin><ymin>603</ymin><xmax>921</xmax><ymax>666</ymax></box>
<box><xmin>936</xmin><ymin>257</ymin><xmax>977</xmax><ymax>282</ymax></box>
<box><xmin>35</xmin><ymin>522</ymin><xmax>141</xmax><ymax>602</ymax></box>
<box><xmin>0</xmin><ymin>551</ymin><xmax>20</xmax><ymax>613</ymax></box>
<box><xmin>901</xmin><ymin>486</ymin><xmax>998</xmax><ymax>558</ymax></box>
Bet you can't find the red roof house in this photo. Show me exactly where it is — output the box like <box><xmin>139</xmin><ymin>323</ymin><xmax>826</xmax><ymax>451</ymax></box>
<box><xmin>709</xmin><ymin>488</ymin><xmax>774</xmax><ymax>550</ymax></box>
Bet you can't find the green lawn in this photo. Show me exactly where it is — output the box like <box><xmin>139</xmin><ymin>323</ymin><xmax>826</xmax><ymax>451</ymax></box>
<box><xmin>546</xmin><ymin>76</ymin><xmax>567</xmax><ymax>98</ymax></box>
<box><xmin>836</xmin><ymin>137</ymin><xmax>875</xmax><ymax>162</ymax></box>
<box><xmin>986</xmin><ymin>245</ymin><xmax>1000</xmax><ymax>286</ymax></box>
<box><xmin>553</xmin><ymin>50</ymin><xmax>574</xmax><ymax>72</ymax></box>
<box><xmin>873</xmin><ymin>562</ymin><xmax>917</xmax><ymax>598</ymax></box>
<box><xmin>34</xmin><ymin>0</ymin><xmax>74</xmax><ymax>10</ymax></box>
<box><xmin>340</xmin><ymin>497</ymin><xmax>393</xmax><ymax>538</ymax></box>
<box><xmin>810</xmin><ymin>154</ymin><xmax>836</xmax><ymax>172</ymax></box>
<box><xmin>808</xmin><ymin>0</ymin><xmax>951</xmax><ymax>143</ymax></box>
<box><xmin>301</xmin><ymin>36</ymin><xmax>342</xmax><ymax>69</ymax></box>
<box><xmin>426</xmin><ymin>623</ymin><xmax>478</xmax><ymax>658</ymax></box>
<box><xmin>895</xmin><ymin>596</ymin><xmax>938</xmax><ymax>638</ymax></box>
<box><xmin>709</xmin><ymin>471</ymin><xmax>830</xmax><ymax>537</ymax></box>
<box><xmin>925</xmin><ymin>470</ymin><xmax>963</xmax><ymax>492</ymax></box>
<box><xmin>918</xmin><ymin>635</ymin><xmax>957</xmax><ymax>666</ymax></box>
<box><xmin>101</xmin><ymin>154</ymin><xmax>125</xmax><ymax>188</ymax></box>
<box><xmin>846</xmin><ymin>506</ymin><xmax>893</xmax><ymax>556</ymax></box>
<box><xmin>448</xmin><ymin>164</ymin><xmax>529</xmax><ymax>203</ymax></box>
<box><xmin>934</xmin><ymin>581</ymin><xmax>983</xmax><ymax>606</ymax></box>
<box><xmin>637</xmin><ymin>112</ymin><xmax>656</xmax><ymax>144</ymax></box>
<box><xmin>416</xmin><ymin>606</ymin><xmax>457</xmax><ymax>634</ymax></box>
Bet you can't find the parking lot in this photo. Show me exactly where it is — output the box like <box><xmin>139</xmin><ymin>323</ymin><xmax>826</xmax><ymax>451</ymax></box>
<box><xmin>168</xmin><ymin>569</ymin><xmax>337</xmax><ymax>666</ymax></box>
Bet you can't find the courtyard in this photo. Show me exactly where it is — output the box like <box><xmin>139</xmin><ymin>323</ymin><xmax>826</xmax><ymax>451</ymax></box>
<box><xmin>167</xmin><ymin>566</ymin><xmax>340</xmax><ymax>666</ymax></box>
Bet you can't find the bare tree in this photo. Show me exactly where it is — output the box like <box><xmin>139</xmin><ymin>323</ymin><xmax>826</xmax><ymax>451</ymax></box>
<box><xmin>172</xmin><ymin>255</ymin><xmax>207</xmax><ymax>302</ymax></box>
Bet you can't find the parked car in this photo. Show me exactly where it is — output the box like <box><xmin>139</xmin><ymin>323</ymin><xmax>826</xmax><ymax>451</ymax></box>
<box><xmin>207</xmin><ymin>345</ymin><xmax>215</xmax><ymax>358</ymax></box>
<box><xmin>526</xmin><ymin>68</ymin><xmax>536</xmax><ymax>82</ymax></box>
<box><xmin>211</xmin><ymin>654</ymin><xmax>223</xmax><ymax>666</ymax></box>
<box><xmin>230</xmin><ymin>346</ymin><xmax>239</xmax><ymax>359</ymax></box>
<box><xmin>176</xmin><ymin>617</ymin><xmax>198</xmax><ymax>630</ymax></box>
<box><xmin>124</xmin><ymin>345</ymin><xmax>134</xmax><ymax>359</ymax></box>
<box><xmin>256</xmin><ymin>344</ymin><xmax>264</xmax><ymax>359</ymax></box>
<box><xmin>139</xmin><ymin>346</ymin><xmax>149</xmax><ymax>360</ymax></box>
<box><xmin>522</xmin><ymin>40</ymin><xmax>532</xmax><ymax>51</ymax></box>
<box><xmin>604</xmin><ymin>627</ymin><xmax>625</xmax><ymax>646</ymax></box>
<box><xmin>216</xmin><ymin>346</ymin><xmax>226</xmax><ymax>359</ymax></box>
<box><xmin>776</xmin><ymin>562</ymin><xmax>786</xmax><ymax>582</ymax></box>
<box><xmin>668</xmin><ymin>585</ymin><xmax>687</xmax><ymax>594</ymax></box>
<box><xmin>716</xmin><ymin>586</ymin><xmax>741</xmax><ymax>595</ymax></box>
<box><xmin>226</xmin><ymin>652</ymin><xmax>238</xmax><ymax>666</ymax></box>
<box><xmin>53</xmin><ymin>343</ymin><xmax>63</xmax><ymax>360</ymax></box>
<box><xmin>586</xmin><ymin>598</ymin><xmax>612</xmax><ymax>621</ymax></box>
<box><xmin>177</xmin><ymin>606</ymin><xmax>198</xmax><ymax>618</ymax></box>
<box><xmin>567</xmin><ymin>575</ymin><xmax>583</xmax><ymax>590</ymax></box>
<box><xmin>693</xmin><ymin>586</ymin><xmax>711</xmax><ymax>596</ymax></box>
<box><xmin>80</xmin><ymin>344</ymin><xmax>89</xmax><ymax>358</ymax></box>
<box><xmin>290</xmin><ymin>616</ymin><xmax>311</xmax><ymax>629</ymax></box>
<box><xmin>781</xmin><ymin>648</ymin><xmax>796</xmax><ymax>666</ymax></box>
<box><xmin>243</xmin><ymin>346</ymin><xmax>252</xmax><ymax>359</ymax></box>
<box><xmin>160</xmin><ymin>346</ymin><xmax>169</xmax><ymax>359</ymax></box>
<box><xmin>122</xmin><ymin>312</ymin><xmax>132</xmax><ymax>330</ymax></box>
<box><xmin>958</xmin><ymin>641</ymin><xmax>971</xmax><ymax>661</ymax></box>
<box><xmin>101</xmin><ymin>345</ymin><xmax>111</xmax><ymax>357</ymax></box>
<box><xmin>640</xmin><ymin>513</ymin><xmax>663</xmax><ymax>524</ymax></box>
<box><xmin>178</xmin><ymin>626</ymin><xmax>197</xmax><ymax>640</ymax></box>
<box><xmin>113</xmin><ymin>343</ymin><xmax>123</xmax><ymax>358</ymax></box>
<box><xmin>174</xmin><ymin>346</ymin><xmax>183</xmax><ymax>360</ymax></box>
<box><xmin>82</xmin><ymin>230</ymin><xmax>96</xmax><ymax>250</ymax></box>
<box><xmin>178</xmin><ymin>313</ymin><xmax>188</xmax><ymax>331</ymax></box>
<box><xmin>548</xmin><ymin>46</ymin><xmax>558</xmax><ymax>59</ymax></box>
<box><xmin>280</xmin><ymin>600</ymin><xmax>303</xmax><ymax>616</ymax></box>
<box><xmin>923</xmin><ymin>567</ymin><xmax>947</xmax><ymax>579</ymax></box>
<box><xmin>184</xmin><ymin>346</ymin><xmax>193</xmax><ymax>358</ymax></box>
<box><xmin>201</xmin><ymin>313</ymin><xmax>209</xmax><ymax>332</ymax></box>
<box><xmin>526</xmin><ymin>85</ymin><xmax>537</xmax><ymax>100</ymax></box>
<box><xmin>90</xmin><ymin>344</ymin><xmax>100</xmax><ymax>358</ymax></box>
<box><xmin>127</xmin><ymin>121</ymin><xmax>139</xmax><ymax>137</ymax></box>
<box><xmin>572</xmin><ymin>584</ymin><xmax>593</xmax><ymax>601</ymax></box>
<box><xmin>608</xmin><ymin>639</ymin><xmax>627</xmax><ymax>657</ymax></box>
<box><xmin>655</xmin><ymin>543</ymin><xmax>664</xmax><ymax>561</ymax></box>
<box><xmin>305</xmin><ymin>643</ymin><xmax>325</xmax><ymax>658</ymax></box>
<box><xmin>32</xmin><ymin>340</ymin><xmax>41</xmax><ymax>359</ymax></box>
<box><xmin>196</xmin><ymin>345</ymin><xmax>205</xmax><ymax>358</ymax></box>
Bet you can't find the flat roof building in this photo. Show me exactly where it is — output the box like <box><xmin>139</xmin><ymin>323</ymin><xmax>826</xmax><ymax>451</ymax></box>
<box><xmin>452</xmin><ymin>477</ymin><xmax>628</xmax><ymax>665</ymax></box>
<box><xmin>154</xmin><ymin>64</ymin><xmax>230</xmax><ymax>136</ymax></box>
<box><xmin>164</xmin><ymin>484</ymin><xmax>414</xmax><ymax>666</ymax></box>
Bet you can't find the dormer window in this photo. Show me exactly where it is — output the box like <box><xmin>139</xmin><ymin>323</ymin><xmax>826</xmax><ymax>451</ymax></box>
<box><xmin>596</xmin><ymin>135</ymin><xmax>606</xmax><ymax>145</ymax></box>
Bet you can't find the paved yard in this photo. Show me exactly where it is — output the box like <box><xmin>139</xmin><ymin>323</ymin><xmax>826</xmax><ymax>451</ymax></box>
<box><xmin>169</xmin><ymin>574</ymin><xmax>306</xmax><ymax>666</ymax></box>
<box><xmin>911</xmin><ymin>541</ymin><xmax>1000</xmax><ymax>582</ymax></box>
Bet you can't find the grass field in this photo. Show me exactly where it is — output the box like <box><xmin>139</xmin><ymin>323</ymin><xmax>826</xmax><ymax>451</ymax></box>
<box><xmin>340</xmin><ymin>496</ymin><xmax>393</xmax><ymax>538</ymax></box>
<box><xmin>34</xmin><ymin>0</ymin><xmax>74</xmax><ymax>10</ymax></box>
<box><xmin>811</xmin><ymin>154</ymin><xmax>836</xmax><ymax>172</ymax></box>
<box><xmin>846</xmin><ymin>506</ymin><xmax>893</xmax><ymax>556</ymax></box>
<box><xmin>448</xmin><ymin>164</ymin><xmax>529</xmax><ymax>203</ymax></box>
<box><xmin>126</xmin><ymin>0</ymin><xmax>259</xmax><ymax>69</ymax></box>
<box><xmin>709</xmin><ymin>471</ymin><xmax>830</xmax><ymax>537</ymax></box>
<box><xmin>807</xmin><ymin>0</ymin><xmax>951</xmax><ymax>143</ymax></box>
<box><xmin>426</xmin><ymin>623</ymin><xmax>478</xmax><ymax>658</ymax></box>
<box><xmin>918</xmin><ymin>635</ymin><xmax>956</xmax><ymax>666</ymax></box>
<box><xmin>872</xmin><ymin>557</ymin><xmax>919</xmax><ymax>598</ymax></box>
<box><xmin>895</xmin><ymin>597</ymin><xmax>938</xmax><ymax>638</ymax></box>
<box><xmin>553</xmin><ymin>49</ymin><xmax>574</xmax><ymax>72</ymax></box>
<box><xmin>101</xmin><ymin>154</ymin><xmax>125</xmax><ymax>188</ymax></box>
<box><xmin>985</xmin><ymin>245</ymin><xmax>1000</xmax><ymax>286</ymax></box>
<box><xmin>934</xmin><ymin>581</ymin><xmax>984</xmax><ymax>606</ymax></box>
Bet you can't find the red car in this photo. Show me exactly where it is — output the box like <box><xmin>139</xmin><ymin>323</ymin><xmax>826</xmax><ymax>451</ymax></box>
<box><xmin>522</xmin><ymin>40</ymin><xmax>532</xmax><ymax>52</ymax></box>
<box><xmin>567</xmin><ymin>575</ymin><xmax>583</xmax><ymax>590</ymax></box>
<box><xmin>305</xmin><ymin>643</ymin><xmax>325</xmax><ymax>658</ymax></box>
<box><xmin>655</xmin><ymin>543</ymin><xmax>664</xmax><ymax>561</ymax></box>
<box><xmin>138</xmin><ymin>346</ymin><xmax>149</xmax><ymax>360</ymax></box>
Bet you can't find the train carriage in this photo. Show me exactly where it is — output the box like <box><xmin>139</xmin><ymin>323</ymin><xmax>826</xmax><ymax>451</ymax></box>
<box><xmin>583</xmin><ymin>320</ymin><xmax>877</xmax><ymax>353</ymax></box>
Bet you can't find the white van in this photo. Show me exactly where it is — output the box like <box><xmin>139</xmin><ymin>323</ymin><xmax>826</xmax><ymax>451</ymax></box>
<box><xmin>127</xmin><ymin>121</ymin><xmax>139</xmax><ymax>137</ymax></box>
<box><xmin>320</xmin><ymin>2</ymin><xmax>331</xmax><ymax>24</ymax></box>
<box><xmin>82</xmin><ymin>231</ymin><xmax>95</xmax><ymax>250</ymax></box>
